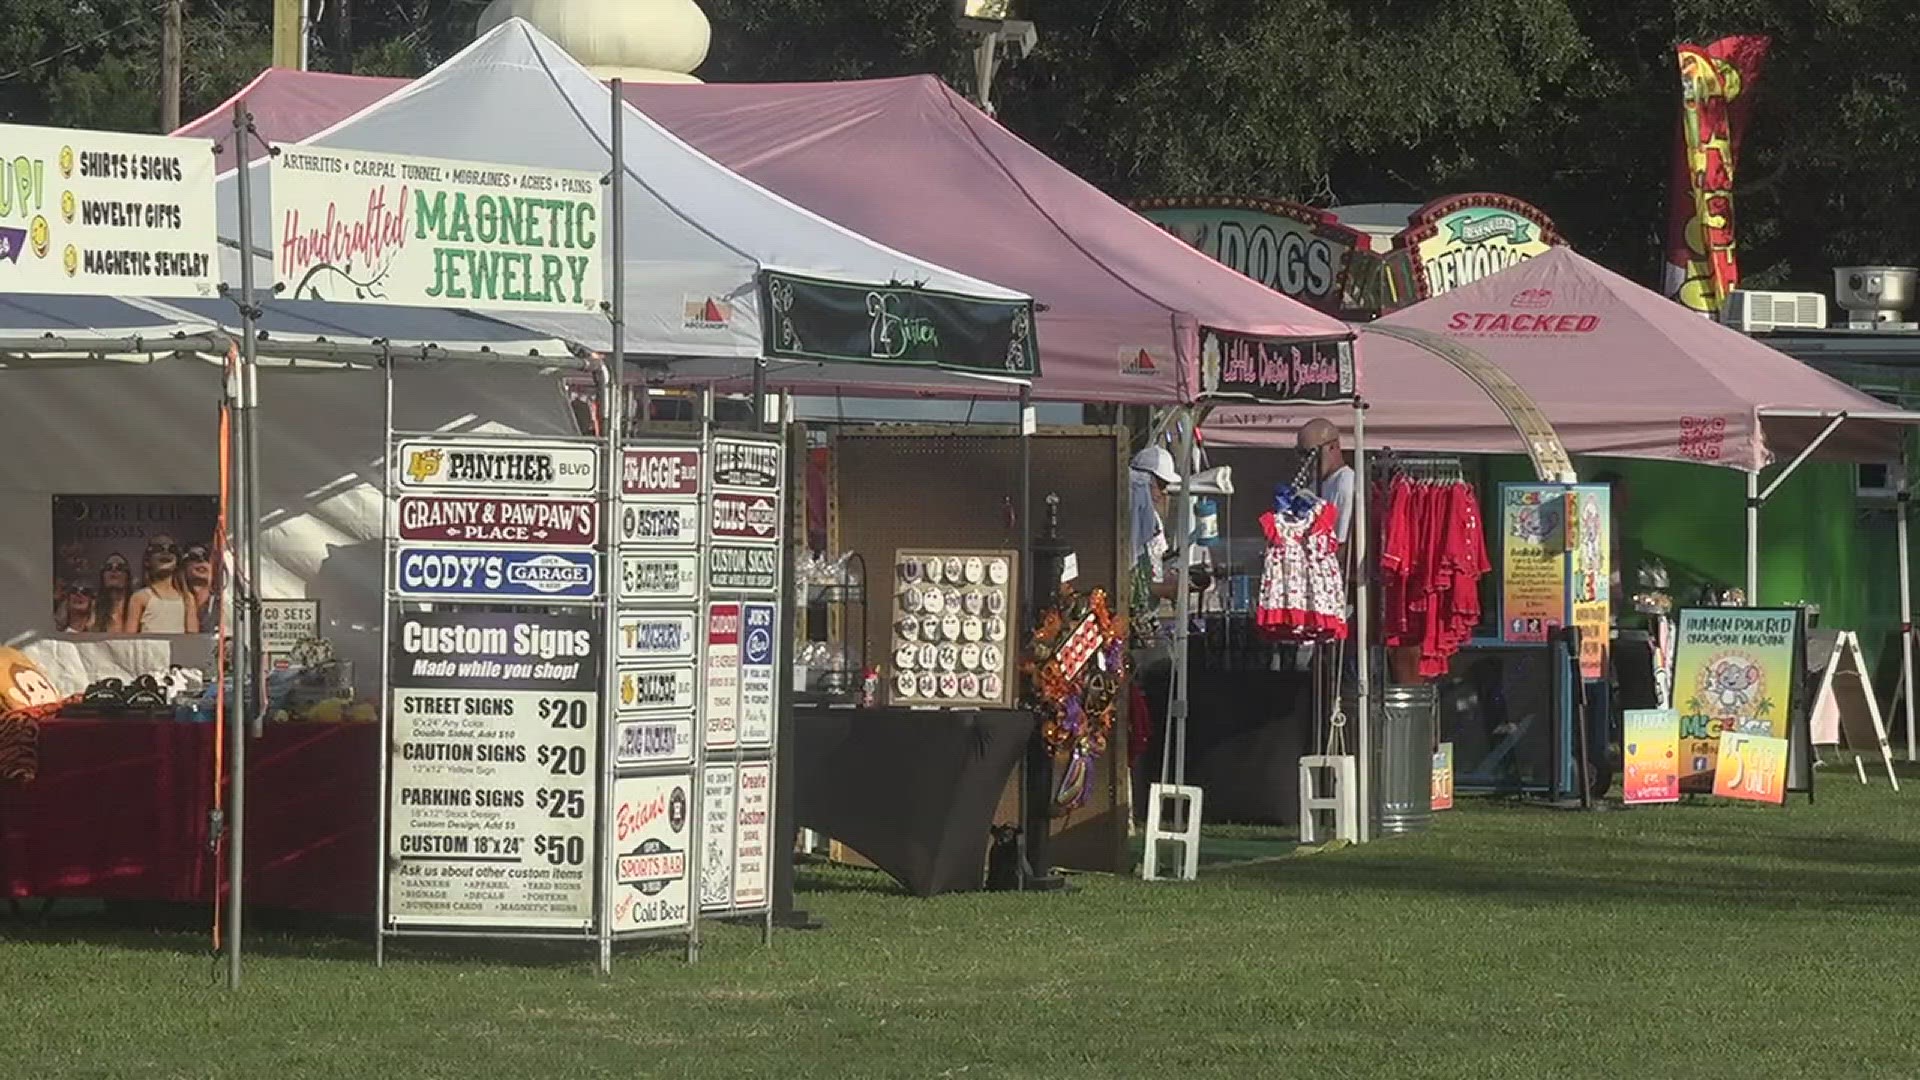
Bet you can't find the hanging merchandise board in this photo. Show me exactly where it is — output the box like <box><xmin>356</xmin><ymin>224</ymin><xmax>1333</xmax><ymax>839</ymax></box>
<box><xmin>383</xmin><ymin>610</ymin><xmax>601</xmax><ymax>931</ymax></box>
<box><xmin>1622</xmin><ymin>709</ymin><xmax>1682</xmax><ymax>805</ymax></box>
<box><xmin>696</xmin><ymin>433</ymin><xmax>784</xmax><ymax>915</ymax></box>
<box><xmin>612</xmin><ymin>442</ymin><xmax>705</xmax><ymax>775</ymax></box>
<box><xmin>1671</xmin><ymin>607</ymin><xmax>1802</xmax><ymax>789</ymax></box>
<box><xmin>886</xmin><ymin>549</ymin><xmax>1018</xmax><ymax>708</ymax></box>
<box><xmin>0</xmin><ymin>122</ymin><xmax>219</xmax><ymax>297</ymax></box>
<box><xmin>1498</xmin><ymin>483</ymin><xmax>1609</xmax><ymax>677</ymax></box>
<box><xmin>270</xmin><ymin>145</ymin><xmax>603</xmax><ymax>311</ymax></box>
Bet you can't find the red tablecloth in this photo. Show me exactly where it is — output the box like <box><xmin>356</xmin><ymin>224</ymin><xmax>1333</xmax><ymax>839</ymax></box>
<box><xmin>0</xmin><ymin>718</ymin><xmax>378</xmax><ymax>915</ymax></box>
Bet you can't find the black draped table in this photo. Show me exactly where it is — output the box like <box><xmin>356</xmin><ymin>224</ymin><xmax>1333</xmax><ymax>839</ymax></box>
<box><xmin>1136</xmin><ymin>663</ymin><xmax>1317</xmax><ymax>828</ymax></box>
<box><xmin>789</xmin><ymin>704</ymin><xmax>1034</xmax><ymax>896</ymax></box>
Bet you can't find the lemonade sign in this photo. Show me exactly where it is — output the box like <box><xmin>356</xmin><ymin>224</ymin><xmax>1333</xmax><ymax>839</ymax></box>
<box><xmin>1671</xmin><ymin>607</ymin><xmax>1800</xmax><ymax>788</ymax></box>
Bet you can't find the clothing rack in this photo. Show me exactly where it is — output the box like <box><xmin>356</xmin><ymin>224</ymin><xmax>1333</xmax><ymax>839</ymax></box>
<box><xmin>1374</xmin><ymin>448</ymin><xmax>1465</xmax><ymax>482</ymax></box>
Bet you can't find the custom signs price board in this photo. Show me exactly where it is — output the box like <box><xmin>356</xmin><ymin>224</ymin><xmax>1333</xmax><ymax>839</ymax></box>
<box><xmin>271</xmin><ymin>145</ymin><xmax>603</xmax><ymax>311</ymax></box>
<box><xmin>385</xmin><ymin>611</ymin><xmax>601</xmax><ymax>931</ymax></box>
<box><xmin>0</xmin><ymin>122</ymin><xmax>219</xmax><ymax>297</ymax></box>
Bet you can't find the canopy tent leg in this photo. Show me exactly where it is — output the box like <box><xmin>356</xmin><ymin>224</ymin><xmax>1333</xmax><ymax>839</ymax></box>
<box><xmin>1746</xmin><ymin>470</ymin><xmax>1759</xmax><ymax>602</ymax></box>
<box><xmin>224</xmin><ymin>99</ymin><xmax>262</xmax><ymax>993</ymax></box>
<box><xmin>598</xmin><ymin>78</ymin><xmax>628</xmax><ymax>977</ymax></box>
<box><xmin>1352</xmin><ymin>402</ymin><xmax>1370</xmax><ymax>844</ymax></box>
<box><xmin>1171</xmin><ymin>408</ymin><xmax>1195</xmax><ymax>789</ymax></box>
<box><xmin>1901</xmin><ymin>450</ymin><xmax>1916</xmax><ymax>761</ymax></box>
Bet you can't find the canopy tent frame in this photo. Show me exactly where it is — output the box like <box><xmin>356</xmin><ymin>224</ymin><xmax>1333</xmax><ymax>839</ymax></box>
<box><xmin>1747</xmin><ymin>407</ymin><xmax>1920</xmax><ymax>763</ymax></box>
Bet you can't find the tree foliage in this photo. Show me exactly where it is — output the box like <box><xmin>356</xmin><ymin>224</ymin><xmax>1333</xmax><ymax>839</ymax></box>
<box><xmin>0</xmin><ymin>0</ymin><xmax>1914</xmax><ymax>290</ymax></box>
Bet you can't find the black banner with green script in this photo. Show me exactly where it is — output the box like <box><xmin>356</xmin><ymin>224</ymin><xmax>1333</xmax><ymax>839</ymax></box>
<box><xmin>760</xmin><ymin>271</ymin><xmax>1038</xmax><ymax>378</ymax></box>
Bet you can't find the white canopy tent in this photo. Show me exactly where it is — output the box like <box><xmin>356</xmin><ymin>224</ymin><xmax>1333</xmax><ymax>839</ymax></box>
<box><xmin>213</xmin><ymin>18</ymin><xmax>1035</xmax><ymax>375</ymax></box>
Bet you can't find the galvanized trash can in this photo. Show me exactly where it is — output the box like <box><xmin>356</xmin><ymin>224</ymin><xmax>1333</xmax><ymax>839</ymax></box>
<box><xmin>1374</xmin><ymin>683</ymin><xmax>1436</xmax><ymax>836</ymax></box>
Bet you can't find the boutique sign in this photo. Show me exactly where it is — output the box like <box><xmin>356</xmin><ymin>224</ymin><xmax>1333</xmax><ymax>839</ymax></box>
<box><xmin>1196</xmin><ymin>329</ymin><xmax>1356</xmax><ymax>405</ymax></box>
<box><xmin>760</xmin><ymin>270</ymin><xmax>1038</xmax><ymax>378</ymax></box>
<box><xmin>271</xmin><ymin>145</ymin><xmax>603</xmax><ymax>311</ymax></box>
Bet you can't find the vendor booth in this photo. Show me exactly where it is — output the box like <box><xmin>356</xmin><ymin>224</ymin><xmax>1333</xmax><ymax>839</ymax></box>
<box><xmin>1199</xmin><ymin>248</ymin><xmax>1920</xmax><ymax>814</ymax></box>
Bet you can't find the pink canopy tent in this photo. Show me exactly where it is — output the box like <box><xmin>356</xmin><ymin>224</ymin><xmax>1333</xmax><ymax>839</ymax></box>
<box><xmin>179</xmin><ymin>69</ymin><xmax>1350</xmax><ymax>405</ymax></box>
<box><xmin>1205</xmin><ymin>246</ymin><xmax>1911</xmax><ymax>474</ymax></box>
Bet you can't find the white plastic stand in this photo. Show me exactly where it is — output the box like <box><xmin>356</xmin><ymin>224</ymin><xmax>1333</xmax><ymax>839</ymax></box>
<box><xmin>1298</xmin><ymin>754</ymin><xmax>1358</xmax><ymax>844</ymax></box>
<box><xmin>1142</xmin><ymin>782</ymin><xmax>1203</xmax><ymax>881</ymax></box>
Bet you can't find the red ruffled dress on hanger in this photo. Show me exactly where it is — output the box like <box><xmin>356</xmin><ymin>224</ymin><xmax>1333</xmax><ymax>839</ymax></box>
<box><xmin>1256</xmin><ymin>501</ymin><xmax>1347</xmax><ymax>641</ymax></box>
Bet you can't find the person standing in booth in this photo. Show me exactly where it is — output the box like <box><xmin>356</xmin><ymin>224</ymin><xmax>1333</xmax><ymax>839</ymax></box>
<box><xmin>1294</xmin><ymin>417</ymin><xmax>1355</xmax><ymax>549</ymax></box>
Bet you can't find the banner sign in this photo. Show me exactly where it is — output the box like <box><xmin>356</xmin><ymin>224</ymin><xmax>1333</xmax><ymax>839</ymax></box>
<box><xmin>270</xmin><ymin>145</ymin><xmax>603</xmax><ymax>311</ymax></box>
<box><xmin>1711</xmin><ymin>731</ymin><xmax>1789</xmax><ymax>805</ymax></box>
<box><xmin>740</xmin><ymin>602</ymin><xmax>777</xmax><ymax>747</ymax></box>
<box><xmin>622</xmin><ymin>447</ymin><xmax>702</xmax><ymax>497</ymax></box>
<box><xmin>733</xmin><ymin>762</ymin><xmax>771</xmax><ymax>909</ymax></box>
<box><xmin>760</xmin><ymin>270</ymin><xmax>1039</xmax><ymax>378</ymax></box>
<box><xmin>1132</xmin><ymin>195</ymin><xmax>1368</xmax><ymax>313</ymax></box>
<box><xmin>394</xmin><ymin>438</ymin><xmax>600</xmax><ymax>495</ymax></box>
<box><xmin>0</xmin><ymin>122</ymin><xmax>219</xmax><ymax>297</ymax></box>
<box><xmin>699</xmin><ymin>764</ymin><xmax>736</xmax><ymax>912</ymax></box>
<box><xmin>385</xmin><ymin>611</ymin><xmax>600</xmax><ymax>930</ymax></box>
<box><xmin>398</xmin><ymin>495</ymin><xmax>597</xmax><ymax>547</ymax></box>
<box><xmin>709</xmin><ymin>492</ymin><xmax>779</xmax><ymax>543</ymax></box>
<box><xmin>708</xmin><ymin>544</ymin><xmax>779</xmax><ymax>595</ymax></box>
<box><xmin>394</xmin><ymin>546</ymin><xmax>599</xmax><ymax>601</ymax></box>
<box><xmin>618</xmin><ymin>551</ymin><xmax>701</xmax><ymax>603</ymax></box>
<box><xmin>261</xmin><ymin>599</ymin><xmax>320</xmax><ymax>671</ymax></box>
<box><xmin>1500</xmin><ymin>485</ymin><xmax>1567</xmax><ymax>644</ymax></box>
<box><xmin>607</xmin><ymin>773</ymin><xmax>693</xmax><ymax>934</ymax></box>
<box><xmin>1431</xmin><ymin>743</ymin><xmax>1454</xmax><ymax>812</ymax></box>
<box><xmin>1623</xmin><ymin>709</ymin><xmax>1682</xmax><ymax>805</ymax></box>
<box><xmin>704</xmin><ymin>602</ymin><xmax>740</xmax><ymax>752</ymax></box>
<box><xmin>1565</xmin><ymin>486</ymin><xmax>1611</xmax><ymax>679</ymax></box>
<box><xmin>1663</xmin><ymin>36</ymin><xmax>1771</xmax><ymax>315</ymax></box>
<box><xmin>1195</xmin><ymin>330</ymin><xmax>1356</xmax><ymax>405</ymax></box>
<box><xmin>617</xmin><ymin>500</ymin><xmax>703</xmax><ymax>548</ymax></box>
<box><xmin>1392</xmin><ymin>193</ymin><xmax>1560</xmax><ymax>302</ymax></box>
<box><xmin>1672</xmin><ymin>607</ymin><xmax>1800</xmax><ymax>787</ymax></box>
<box><xmin>615</xmin><ymin>612</ymin><xmax>697</xmax><ymax>664</ymax></box>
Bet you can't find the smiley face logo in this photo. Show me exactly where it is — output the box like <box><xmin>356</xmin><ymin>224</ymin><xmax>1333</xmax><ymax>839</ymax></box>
<box><xmin>60</xmin><ymin>190</ymin><xmax>74</xmax><ymax>223</ymax></box>
<box><xmin>62</xmin><ymin>244</ymin><xmax>77</xmax><ymax>277</ymax></box>
<box><xmin>29</xmin><ymin>215</ymin><xmax>50</xmax><ymax>259</ymax></box>
<box><xmin>58</xmin><ymin>145</ymin><xmax>73</xmax><ymax>179</ymax></box>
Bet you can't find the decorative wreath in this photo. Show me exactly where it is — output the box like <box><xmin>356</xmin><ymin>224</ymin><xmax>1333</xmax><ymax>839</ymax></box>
<box><xmin>1025</xmin><ymin>586</ymin><xmax>1128</xmax><ymax>810</ymax></box>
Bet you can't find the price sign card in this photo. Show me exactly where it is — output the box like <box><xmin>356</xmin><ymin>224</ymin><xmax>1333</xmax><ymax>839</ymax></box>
<box><xmin>386</xmin><ymin>611</ymin><xmax>601</xmax><ymax>931</ymax></box>
<box><xmin>608</xmin><ymin>772</ymin><xmax>694</xmax><ymax>935</ymax></box>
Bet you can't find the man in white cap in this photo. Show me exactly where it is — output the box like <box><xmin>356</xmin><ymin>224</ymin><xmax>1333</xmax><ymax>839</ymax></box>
<box><xmin>1128</xmin><ymin>446</ymin><xmax>1183</xmax><ymax>651</ymax></box>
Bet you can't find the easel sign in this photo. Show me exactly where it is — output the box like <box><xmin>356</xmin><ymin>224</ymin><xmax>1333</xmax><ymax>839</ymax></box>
<box><xmin>1671</xmin><ymin>607</ymin><xmax>1803</xmax><ymax>790</ymax></box>
<box><xmin>1810</xmin><ymin>630</ymin><xmax>1900</xmax><ymax>789</ymax></box>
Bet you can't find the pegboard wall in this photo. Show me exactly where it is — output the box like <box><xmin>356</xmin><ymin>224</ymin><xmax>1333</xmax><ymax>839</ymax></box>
<box><xmin>828</xmin><ymin>426</ymin><xmax>1129</xmax><ymax>670</ymax></box>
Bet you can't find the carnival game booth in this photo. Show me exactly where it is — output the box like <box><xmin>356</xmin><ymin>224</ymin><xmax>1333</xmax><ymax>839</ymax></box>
<box><xmin>1200</xmin><ymin>248</ymin><xmax>1920</xmax><ymax>813</ymax></box>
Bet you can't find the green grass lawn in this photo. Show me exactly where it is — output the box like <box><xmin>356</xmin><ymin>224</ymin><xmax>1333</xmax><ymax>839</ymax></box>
<box><xmin>5</xmin><ymin>771</ymin><xmax>1919</xmax><ymax>1079</ymax></box>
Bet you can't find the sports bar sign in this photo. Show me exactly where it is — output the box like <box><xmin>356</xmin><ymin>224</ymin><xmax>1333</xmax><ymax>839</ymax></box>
<box><xmin>270</xmin><ymin>144</ymin><xmax>603</xmax><ymax>311</ymax></box>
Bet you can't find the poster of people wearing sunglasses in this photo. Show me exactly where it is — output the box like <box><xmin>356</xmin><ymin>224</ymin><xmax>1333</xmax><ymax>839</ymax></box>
<box><xmin>52</xmin><ymin>495</ymin><xmax>220</xmax><ymax>635</ymax></box>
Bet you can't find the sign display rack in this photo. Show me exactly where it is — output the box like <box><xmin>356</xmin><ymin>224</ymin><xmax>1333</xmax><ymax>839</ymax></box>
<box><xmin>376</xmin><ymin>397</ymin><xmax>786</xmax><ymax>967</ymax></box>
<box><xmin>378</xmin><ymin>428</ymin><xmax>611</xmax><ymax>946</ymax></box>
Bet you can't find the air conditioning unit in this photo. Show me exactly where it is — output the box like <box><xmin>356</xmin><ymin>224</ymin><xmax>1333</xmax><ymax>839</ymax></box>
<box><xmin>1721</xmin><ymin>290</ymin><xmax>1828</xmax><ymax>332</ymax></box>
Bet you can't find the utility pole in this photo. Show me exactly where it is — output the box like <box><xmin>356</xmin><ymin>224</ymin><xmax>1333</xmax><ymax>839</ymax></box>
<box><xmin>160</xmin><ymin>0</ymin><xmax>183</xmax><ymax>130</ymax></box>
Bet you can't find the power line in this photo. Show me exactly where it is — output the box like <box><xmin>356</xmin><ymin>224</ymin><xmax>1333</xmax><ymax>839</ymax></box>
<box><xmin>0</xmin><ymin>2</ymin><xmax>171</xmax><ymax>83</ymax></box>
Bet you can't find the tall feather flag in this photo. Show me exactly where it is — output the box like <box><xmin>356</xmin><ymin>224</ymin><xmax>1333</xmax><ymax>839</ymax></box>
<box><xmin>1663</xmin><ymin>35</ymin><xmax>1771</xmax><ymax>315</ymax></box>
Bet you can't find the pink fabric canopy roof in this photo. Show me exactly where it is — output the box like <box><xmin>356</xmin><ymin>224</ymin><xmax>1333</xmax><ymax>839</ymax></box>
<box><xmin>180</xmin><ymin>69</ymin><xmax>1350</xmax><ymax>405</ymax></box>
<box><xmin>1205</xmin><ymin>247</ymin><xmax>1911</xmax><ymax>472</ymax></box>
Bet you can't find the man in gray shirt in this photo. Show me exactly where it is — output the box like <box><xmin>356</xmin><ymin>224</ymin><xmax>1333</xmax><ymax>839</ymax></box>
<box><xmin>1295</xmin><ymin>417</ymin><xmax>1354</xmax><ymax>548</ymax></box>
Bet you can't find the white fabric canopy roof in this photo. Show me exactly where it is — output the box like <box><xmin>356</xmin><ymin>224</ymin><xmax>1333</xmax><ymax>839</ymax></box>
<box><xmin>214</xmin><ymin>18</ymin><xmax>1031</xmax><ymax>363</ymax></box>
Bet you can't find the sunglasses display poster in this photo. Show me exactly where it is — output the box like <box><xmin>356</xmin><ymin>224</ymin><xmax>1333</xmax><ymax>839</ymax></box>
<box><xmin>53</xmin><ymin>495</ymin><xmax>219</xmax><ymax>635</ymax></box>
<box><xmin>382</xmin><ymin>435</ymin><xmax>607</xmax><ymax>935</ymax></box>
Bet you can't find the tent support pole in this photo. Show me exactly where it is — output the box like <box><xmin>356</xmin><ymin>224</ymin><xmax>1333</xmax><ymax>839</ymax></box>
<box><xmin>1758</xmin><ymin>413</ymin><xmax>1847</xmax><ymax>502</ymax></box>
<box><xmin>1353</xmin><ymin>401</ymin><xmax>1370</xmax><ymax>844</ymax></box>
<box><xmin>225</xmin><ymin>100</ymin><xmax>260</xmax><ymax>993</ymax></box>
<box><xmin>1171</xmin><ymin>408</ymin><xmax>1194</xmax><ymax>789</ymax></box>
<box><xmin>597</xmin><ymin>78</ymin><xmax>628</xmax><ymax>977</ymax></box>
<box><xmin>374</xmin><ymin>356</ymin><xmax>394</xmax><ymax>968</ymax></box>
<box><xmin>1746</xmin><ymin>470</ymin><xmax>1759</xmax><ymax>602</ymax></box>
<box><xmin>1901</xmin><ymin>449</ymin><xmax>1916</xmax><ymax>761</ymax></box>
